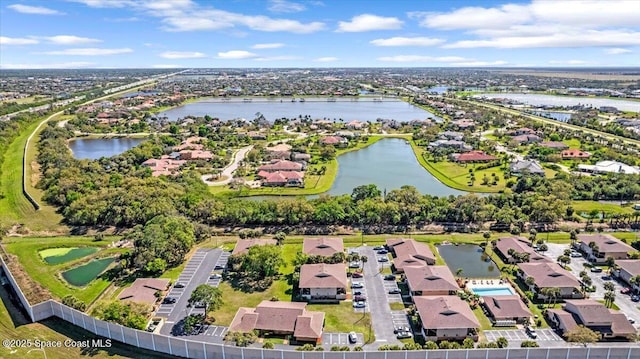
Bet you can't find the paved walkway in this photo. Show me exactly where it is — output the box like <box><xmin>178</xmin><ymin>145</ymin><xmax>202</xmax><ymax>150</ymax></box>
<box><xmin>201</xmin><ymin>145</ymin><xmax>253</xmax><ymax>186</ymax></box>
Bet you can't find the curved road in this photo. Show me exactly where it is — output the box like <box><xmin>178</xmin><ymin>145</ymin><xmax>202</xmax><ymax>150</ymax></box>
<box><xmin>201</xmin><ymin>145</ymin><xmax>253</xmax><ymax>186</ymax></box>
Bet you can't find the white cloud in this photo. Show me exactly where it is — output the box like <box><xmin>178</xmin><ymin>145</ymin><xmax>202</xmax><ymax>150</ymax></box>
<box><xmin>161</xmin><ymin>17</ymin><xmax>233</xmax><ymax>31</ymax></box>
<box><xmin>370</xmin><ymin>37</ymin><xmax>444</xmax><ymax>47</ymax></box>
<box><xmin>152</xmin><ymin>64</ymin><xmax>182</xmax><ymax>68</ymax></box>
<box><xmin>337</xmin><ymin>14</ymin><xmax>403</xmax><ymax>32</ymax></box>
<box><xmin>40</xmin><ymin>48</ymin><xmax>133</xmax><ymax>56</ymax></box>
<box><xmin>66</xmin><ymin>0</ymin><xmax>137</xmax><ymax>8</ymax></box>
<box><xmin>252</xmin><ymin>43</ymin><xmax>285</xmax><ymax>49</ymax></box>
<box><xmin>8</xmin><ymin>4</ymin><xmax>65</xmax><ymax>15</ymax></box>
<box><xmin>217</xmin><ymin>50</ymin><xmax>258</xmax><ymax>59</ymax></box>
<box><xmin>0</xmin><ymin>36</ymin><xmax>39</xmax><ymax>45</ymax></box>
<box><xmin>268</xmin><ymin>0</ymin><xmax>305</xmax><ymax>13</ymax></box>
<box><xmin>604</xmin><ymin>48</ymin><xmax>632</xmax><ymax>55</ymax></box>
<box><xmin>443</xmin><ymin>30</ymin><xmax>640</xmax><ymax>49</ymax></box>
<box><xmin>0</xmin><ymin>62</ymin><xmax>94</xmax><ymax>69</ymax></box>
<box><xmin>160</xmin><ymin>51</ymin><xmax>206</xmax><ymax>59</ymax></box>
<box><xmin>377</xmin><ymin>55</ymin><xmax>470</xmax><ymax>63</ymax></box>
<box><xmin>41</xmin><ymin>35</ymin><xmax>102</xmax><ymax>45</ymax></box>
<box><xmin>254</xmin><ymin>55</ymin><xmax>302</xmax><ymax>61</ymax></box>
<box><xmin>548</xmin><ymin>60</ymin><xmax>589</xmax><ymax>65</ymax></box>
<box><xmin>314</xmin><ymin>57</ymin><xmax>338</xmax><ymax>62</ymax></box>
<box><xmin>410</xmin><ymin>4</ymin><xmax>530</xmax><ymax>31</ymax></box>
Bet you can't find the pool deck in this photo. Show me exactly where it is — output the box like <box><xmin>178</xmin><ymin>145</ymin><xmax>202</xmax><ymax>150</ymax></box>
<box><xmin>466</xmin><ymin>279</ymin><xmax>517</xmax><ymax>295</ymax></box>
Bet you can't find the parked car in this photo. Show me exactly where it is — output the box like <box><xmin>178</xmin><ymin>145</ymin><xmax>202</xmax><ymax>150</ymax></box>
<box><xmin>210</xmin><ymin>273</ymin><xmax>222</xmax><ymax>279</ymax></box>
<box><xmin>352</xmin><ymin>272</ymin><xmax>363</xmax><ymax>278</ymax></box>
<box><xmin>174</xmin><ymin>282</ymin><xmax>185</xmax><ymax>288</ymax></box>
<box><xmin>351</xmin><ymin>282</ymin><xmax>364</xmax><ymax>289</ymax></box>
<box><xmin>601</xmin><ymin>275</ymin><xmax>612</xmax><ymax>281</ymax></box>
<box><xmin>162</xmin><ymin>297</ymin><xmax>176</xmax><ymax>304</ymax></box>
<box><xmin>590</xmin><ymin>267</ymin><xmax>603</xmax><ymax>273</ymax></box>
<box><xmin>147</xmin><ymin>324</ymin><xmax>158</xmax><ymax>332</ymax></box>
<box><xmin>384</xmin><ymin>274</ymin><xmax>396</xmax><ymax>281</ymax></box>
<box><xmin>214</xmin><ymin>265</ymin><xmax>224</xmax><ymax>270</ymax></box>
<box><xmin>396</xmin><ymin>331</ymin><xmax>412</xmax><ymax>339</ymax></box>
<box><xmin>349</xmin><ymin>262</ymin><xmax>361</xmax><ymax>268</ymax></box>
<box><xmin>627</xmin><ymin>316</ymin><xmax>635</xmax><ymax>324</ymax></box>
<box><xmin>631</xmin><ymin>294</ymin><xmax>640</xmax><ymax>302</ymax></box>
<box><xmin>377</xmin><ymin>249</ymin><xmax>388</xmax><ymax>254</ymax></box>
<box><xmin>353</xmin><ymin>291</ymin><xmax>362</xmax><ymax>296</ymax></box>
<box><xmin>526</xmin><ymin>327</ymin><xmax>537</xmax><ymax>339</ymax></box>
<box><xmin>620</xmin><ymin>287</ymin><xmax>631</xmax><ymax>294</ymax></box>
<box><xmin>373</xmin><ymin>246</ymin><xmax>384</xmax><ymax>250</ymax></box>
<box><xmin>354</xmin><ymin>295</ymin><xmax>366</xmax><ymax>302</ymax></box>
<box><xmin>394</xmin><ymin>326</ymin><xmax>410</xmax><ymax>334</ymax></box>
<box><xmin>388</xmin><ymin>288</ymin><xmax>401</xmax><ymax>294</ymax></box>
<box><xmin>353</xmin><ymin>301</ymin><xmax>366</xmax><ymax>308</ymax></box>
<box><xmin>378</xmin><ymin>257</ymin><xmax>389</xmax><ymax>262</ymax></box>
<box><xmin>348</xmin><ymin>332</ymin><xmax>357</xmax><ymax>343</ymax></box>
<box><xmin>570</xmin><ymin>252</ymin><xmax>582</xmax><ymax>258</ymax></box>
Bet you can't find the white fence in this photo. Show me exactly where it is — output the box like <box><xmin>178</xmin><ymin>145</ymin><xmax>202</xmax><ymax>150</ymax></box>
<box><xmin>3</xmin><ymin>256</ymin><xmax>639</xmax><ymax>359</ymax></box>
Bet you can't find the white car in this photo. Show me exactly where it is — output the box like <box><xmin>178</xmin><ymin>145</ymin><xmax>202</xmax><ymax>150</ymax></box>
<box><xmin>570</xmin><ymin>252</ymin><xmax>581</xmax><ymax>258</ymax></box>
<box><xmin>353</xmin><ymin>301</ymin><xmax>366</xmax><ymax>308</ymax></box>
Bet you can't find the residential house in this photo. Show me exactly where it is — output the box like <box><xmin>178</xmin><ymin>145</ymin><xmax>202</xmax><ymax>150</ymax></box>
<box><xmin>302</xmin><ymin>238</ymin><xmax>344</xmax><ymax>257</ymax></box>
<box><xmin>299</xmin><ymin>263</ymin><xmax>347</xmax><ymax>302</ymax></box>
<box><xmin>257</xmin><ymin>170</ymin><xmax>304</xmax><ymax>187</ymax></box>
<box><xmin>320</xmin><ymin>136</ymin><xmax>348</xmax><ymax>147</ymax></box>
<box><xmin>512</xmin><ymin>128</ymin><xmax>536</xmax><ymax>136</ymax></box>
<box><xmin>141</xmin><ymin>157</ymin><xmax>186</xmax><ymax>177</ymax></box>
<box><xmin>232</xmin><ymin>238</ymin><xmax>278</xmax><ymax>256</ymax></box>
<box><xmin>414</xmin><ymin>296</ymin><xmax>480</xmax><ymax>342</ymax></box>
<box><xmin>346</xmin><ymin>120</ymin><xmax>365</xmax><ymax>130</ymax></box>
<box><xmin>451</xmin><ymin>119</ymin><xmax>476</xmax><ymax>130</ymax></box>
<box><xmin>538</xmin><ymin>141</ymin><xmax>569</xmax><ymax>150</ymax></box>
<box><xmin>577</xmin><ymin>234</ymin><xmax>634</xmax><ymax>263</ymax></box>
<box><xmin>578</xmin><ymin>160</ymin><xmax>640</xmax><ymax>175</ymax></box>
<box><xmin>229</xmin><ymin>301</ymin><xmax>324</xmax><ymax>343</ymax></box>
<box><xmin>517</xmin><ymin>262</ymin><xmax>583</xmax><ymax>299</ymax></box>
<box><xmin>614</xmin><ymin>260</ymin><xmax>640</xmax><ymax>292</ymax></box>
<box><xmin>117</xmin><ymin>278</ymin><xmax>169</xmax><ymax>306</ymax></box>
<box><xmin>512</xmin><ymin>134</ymin><xmax>542</xmax><ymax>145</ymax></box>
<box><xmin>482</xmin><ymin>295</ymin><xmax>532</xmax><ymax>325</ymax></box>
<box><xmin>428</xmin><ymin>139</ymin><xmax>472</xmax><ymax>151</ymax></box>
<box><xmin>404</xmin><ymin>265</ymin><xmax>459</xmax><ymax>296</ymax></box>
<box><xmin>440</xmin><ymin>131</ymin><xmax>464</xmax><ymax>141</ymax></box>
<box><xmin>494</xmin><ymin>236</ymin><xmax>551</xmax><ymax>264</ymax></box>
<box><xmin>451</xmin><ymin>151</ymin><xmax>497</xmax><ymax>163</ymax></box>
<box><xmin>386</xmin><ymin>238</ymin><xmax>436</xmax><ymax>273</ymax></box>
<box><xmin>510</xmin><ymin>160</ymin><xmax>545</xmax><ymax>176</ymax></box>
<box><xmin>266</xmin><ymin>143</ymin><xmax>292</xmax><ymax>153</ymax></box>
<box><xmin>258</xmin><ymin>160</ymin><xmax>304</xmax><ymax>173</ymax></box>
<box><xmin>561</xmin><ymin>149</ymin><xmax>591</xmax><ymax>159</ymax></box>
<box><xmin>291</xmin><ymin>152</ymin><xmax>311</xmax><ymax>162</ymax></box>
<box><xmin>179</xmin><ymin>150</ymin><xmax>214</xmax><ymax>160</ymax></box>
<box><xmin>546</xmin><ymin>300</ymin><xmax>635</xmax><ymax>340</ymax></box>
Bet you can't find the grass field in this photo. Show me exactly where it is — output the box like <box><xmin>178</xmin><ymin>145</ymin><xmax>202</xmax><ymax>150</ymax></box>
<box><xmin>2</xmin><ymin>236</ymin><xmax>123</xmax><ymax>304</ymax></box>
<box><xmin>307</xmin><ymin>302</ymin><xmax>374</xmax><ymax>343</ymax></box>
<box><xmin>571</xmin><ymin>201</ymin><xmax>638</xmax><ymax>216</ymax></box>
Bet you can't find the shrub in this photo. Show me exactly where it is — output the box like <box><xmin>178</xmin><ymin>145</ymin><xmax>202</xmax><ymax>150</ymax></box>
<box><xmin>521</xmin><ymin>340</ymin><xmax>539</xmax><ymax>347</ymax></box>
<box><xmin>496</xmin><ymin>337</ymin><xmax>508</xmax><ymax>348</ymax></box>
<box><xmin>262</xmin><ymin>342</ymin><xmax>274</xmax><ymax>349</ymax></box>
<box><xmin>423</xmin><ymin>341</ymin><xmax>438</xmax><ymax>350</ymax></box>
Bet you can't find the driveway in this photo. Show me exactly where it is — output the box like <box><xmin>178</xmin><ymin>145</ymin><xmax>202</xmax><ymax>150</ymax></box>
<box><xmin>543</xmin><ymin>243</ymin><xmax>640</xmax><ymax>327</ymax></box>
<box><xmin>353</xmin><ymin>246</ymin><xmax>403</xmax><ymax>348</ymax></box>
<box><xmin>202</xmin><ymin>145</ymin><xmax>253</xmax><ymax>186</ymax></box>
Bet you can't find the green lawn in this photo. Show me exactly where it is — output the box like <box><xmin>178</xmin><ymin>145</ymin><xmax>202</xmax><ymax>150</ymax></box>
<box><xmin>562</xmin><ymin>138</ymin><xmax>582</xmax><ymax>149</ymax></box>
<box><xmin>473</xmin><ymin>307</ymin><xmax>494</xmax><ymax>331</ymax></box>
<box><xmin>307</xmin><ymin>302</ymin><xmax>374</xmax><ymax>343</ymax></box>
<box><xmin>389</xmin><ymin>302</ymin><xmax>405</xmax><ymax>311</ymax></box>
<box><xmin>571</xmin><ymin>201</ymin><xmax>638</xmax><ymax>216</ymax></box>
<box><xmin>2</xmin><ymin>236</ymin><xmax>123</xmax><ymax>304</ymax></box>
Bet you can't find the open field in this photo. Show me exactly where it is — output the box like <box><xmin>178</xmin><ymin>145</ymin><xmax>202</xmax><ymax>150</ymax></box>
<box><xmin>492</xmin><ymin>70</ymin><xmax>640</xmax><ymax>81</ymax></box>
<box><xmin>307</xmin><ymin>302</ymin><xmax>374</xmax><ymax>343</ymax></box>
<box><xmin>571</xmin><ymin>201</ymin><xmax>639</xmax><ymax>216</ymax></box>
<box><xmin>2</xmin><ymin>236</ymin><xmax>123</xmax><ymax>304</ymax></box>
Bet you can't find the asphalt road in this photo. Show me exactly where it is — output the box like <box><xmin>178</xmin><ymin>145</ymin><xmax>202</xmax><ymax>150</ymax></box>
<box><xmin>357</xmin><ymin>246</ymin><xmax>402</xmax><ymax>348</ymax></box>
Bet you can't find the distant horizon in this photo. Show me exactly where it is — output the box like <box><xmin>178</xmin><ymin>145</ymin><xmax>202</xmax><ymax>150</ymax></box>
<box><xmin>1</xmin><ymin>0</ymin><xmax>639</xmax><ymax>69</ymax></box>
<box><xmin>1</xmin><ymin>66</ymin><xmax>640</xmax><ymax>71</ymax></box>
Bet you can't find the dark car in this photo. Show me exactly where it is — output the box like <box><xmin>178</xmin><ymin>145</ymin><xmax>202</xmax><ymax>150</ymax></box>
<box><xmin>632</xmin><ymin>294</ymin><xmax>640</xmax><ymax>302</ymax></box>
<box><xmin>373</xmin><ymin>246</ymin><xmax>384</xmax><ymax>250</ymax></box>
<box><xmin>354</xmin><ymin>295</ymin><xmax>366</xmax><ymax>302</ymax></box>
<box><xmin>378</xmin><ymin>257</ymin><xmax>389</xmax><ymax>262</ymax></box>
<box><xmin>377</xmin><ymin>249</ymin><xmax>388</xmax><ymax>254</ymax></box>
<box><xmin>174</xmin><ymin>282</ymin><xmax>185</xmax><ymax>288</ymax></box>
<box><xmin>388</xmin><ymin>288</ymin><xmax>401</xmax><ymax>294</ymax></box>
<box><xmin>384</xmin><ymin>274</ymin><xmax>396</xmax><ymax>281</ymax></box>
<box><xmin>352</xmin><ymin>272</ymin><xmax>363</xmax><ymax>278</ymax></box>
<box><xmin>353</xmin><ymin>291</ymin><xmax>362</xmax><ymax>296</ymax></box>
<box><xmin>214</xmin><ymin>264</ymin><xmax>224</xmax><ymax>270</ymax></box>
<box><xmin>162</xmin><ymin>297</ymin><xmax>176</xmax><ymax>304</ymax></box>
<box><xmin>601</xmin><ymin>275</ymin><xmax>612</xmax><ymax>281</ymax></box>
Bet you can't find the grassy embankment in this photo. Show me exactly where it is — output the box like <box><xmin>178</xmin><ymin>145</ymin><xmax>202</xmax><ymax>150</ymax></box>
<box><xmin>2</xmin><ymin>236</ymin><xmax>124</xmax><ymax>304</ymax></box>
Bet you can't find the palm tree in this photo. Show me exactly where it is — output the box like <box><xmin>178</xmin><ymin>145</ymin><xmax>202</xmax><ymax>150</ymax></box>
<box><xmin>604</xmin><ymin>291</ymin><xmax>616</xmax><ymax>308</ymax></box>
<box><xmin>603</xmin><ymin>282</ymin><xmax>615</xmax><ymax>292</ymax></box>
<box><xmin>456</xmin><ymin>268</ymin><xmax>464</xmax><ymax>278</ymax></box>
<box><xmin>525</xmin><ymin>276</ymin><xmax>536</xmax><ymax>291</ymax></box>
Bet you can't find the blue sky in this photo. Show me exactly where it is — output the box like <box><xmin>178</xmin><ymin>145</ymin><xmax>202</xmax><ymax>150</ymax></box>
<box><xmin>1</xmin><ymin>0</ymin><xmax>639</xmax><ymax>69</ymax></box>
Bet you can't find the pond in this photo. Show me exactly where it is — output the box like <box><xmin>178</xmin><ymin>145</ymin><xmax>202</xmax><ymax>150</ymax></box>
<box><xmin>475</xmin><ymin>93</ymin><xmax>640</xmax><ymax>112</ymax></box>
<box><xmin>437</xmin><ymin>244</ymin><xmax>499</xmax><ymax>278</ymax></box>
<box><xmin>530</xmin><ymin>111</ymin><xmax>572</xmax><ymax>122</ymax></box>
<box><xmin>61</xmin><ymin>257</ymin><xmax>115</xmax><ymax>287</ymax></box>
<box><xmin>325</xmin><ymin>138</ymin><xmax>466</xmax><ymax>197</ymax></box>
<box><xmin>40</xmin><ymin>247</ymin><xmax>99</xmax><ymax>265</ymax></box>
<box><xmin>68</xmin><ymin>138</ymin><xmax>145</xmax><ymax>160</ymax></box>
<box><xmin>158</xmin><ymin>97</ymin><xmax>443</xmax><ymax>123</ymax></box>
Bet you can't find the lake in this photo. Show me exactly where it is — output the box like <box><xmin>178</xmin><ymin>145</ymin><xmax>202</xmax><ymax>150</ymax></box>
<box><xmin>158</xmin><ymin>97</ymin><xmax>443</xmax><ymax>123</ymax></box>
<box><xmin>326</xmin><ymin>138</ymin><xmax>465</xmax><ymax>196</ymax></box>
<box><xmin>61</xmin><ymin>257</ymin><xmax>115</xmax><ymax>287</ymax></box>
<box><xmin>475</xmin><ymin>93</ymin><xmax>640</xmax><ymax>112</ymax></box>
<box><xmin>68</xmin><ymin>138</ymin><xmax>144</xmax><ymax>160</ymax></box>
<box><xmin>437</xmin><ymin>244</ymin><xmax>499</xmax><ymax>278</ymax></box>
<box><xmin>530</xmin><ymin>111</ymin><xmax>572</xmax><ymax>122</ymax></box>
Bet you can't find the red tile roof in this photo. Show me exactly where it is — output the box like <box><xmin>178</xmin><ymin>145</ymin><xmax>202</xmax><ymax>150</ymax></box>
<box><xmin>299</xmin><ymin>263</ymin><xmax>347</xmax><ymax>289</ymax></box>
<box><xmin>404</xmin><ymin>265</ymin><xmax>459</xmax><ymax>294</ymax></box>
<box><xmin>414</xmin><ymin>296</ymin><xmax>480</xmax><ymax>330</ymax></box>
<box><xmin>303</xmin><ymin>238</ymin><xmax>344</xmax><ymax>257</ymax></box>
<box><xmin>518</xmin><ymin>262</ymin><xmax>581</xmax><ymax>289</ymax></box>
<box><xmin>258</xmin><ymin>160</ymin><xmax>303</xmax><ymax>172</ymax></box>
<box><xmin>453</xmin><ymin>150</ymin><xmax>497</xmax><ymax>163</ymax></box>
<box><xmin>483</xmin><ymin>295</ymin><xmax>532</xmax><ymax>320</ymax></box>
<box><xmin>229</xmin><ymin>301</ymin><xmax>324</xmax><ymax>340</ymax></box>
<box><xmin>117</xmin><ymin>278</ymin><xmax>169</xmax><ymax>305</ymax></box>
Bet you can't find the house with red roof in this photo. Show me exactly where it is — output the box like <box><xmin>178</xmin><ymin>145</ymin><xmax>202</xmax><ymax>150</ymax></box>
<box><xmin>561</xmin><ymin>149</ymin><xmax>591</xmax><ymax>159</ymax></box>
<box><xmin>320</xmin><ymin>136</ymin><xmax>347</xmax><ymax>147</ymax></box>
<box><xmin>258</xmin><ymin>171</ymin><xmax>304</xmax><ymax>187</ymax></box>
<box><xmin>451</xmin><ymin>151</ymin><xmax>497</xmax><ymax>163</ymax></box>
<box><xmin>258</xmin><ymin>160</ymin><xmax>304</xmax><ymax>172</ymax></box>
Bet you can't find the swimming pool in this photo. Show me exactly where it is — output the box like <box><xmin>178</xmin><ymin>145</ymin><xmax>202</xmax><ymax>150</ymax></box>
<box><xmin>471</xmin><ymin>287</ymin><xmax>515</xmax><ymax>296</ymax></box>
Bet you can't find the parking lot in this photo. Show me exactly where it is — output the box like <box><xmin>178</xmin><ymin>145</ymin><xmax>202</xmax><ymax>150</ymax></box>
<box><xmin>484</xmin><ymin>329</ymin><xmax>563</xmax><ymax>342</ymax></box>
<box><xmin>322</xmin><ymin>332</ymin><xmax>364</xmax><ymax>347</ymax></box>
<box><xmin>155</xmin><ymin>248</ymin><xmax>229</xmax><ymax>339</ymax></box>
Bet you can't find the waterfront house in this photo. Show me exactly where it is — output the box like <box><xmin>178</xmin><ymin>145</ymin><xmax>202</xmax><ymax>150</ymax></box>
<box><xmin>546</xmin><ymin>300</ymin><xmax>635</xmax><ymax>340</ymax></box>
<box><xmin>258</xmin><ymin>160</ymin><xmax>304</xmax><ymax>172</ymax></box>
<box><xmin>258</xmin><ymin>170</ymin><xmax>304</xmax><ymax>187</ymax></box>
<box><xmin>440</xmin><ymin>131</ymin><xmax>464</xmax><ymax>141</ymax></box>
<box><xmin>404</xmin><ymin>265</ymin><xmax>459</xmax><ymax>296</ymax></box>
<box><xmin>494</xmin><ymin>236</ymin><xmax>551</xmax><ymax>264</ymax></box>
<box><xmin>509</xmin><ymin>160</ymin><xmax>545</xmax><ymax>176</ymax></box>
<box><xmin>299</xmin><ymin>263</ymin><xmax>347</xmax><ymax>302</ymax></box>
<box><xmin>302</xmin><ymin>238</ymin><xmax>344</xmax><ymax>257</ymax></box>
<box><xmin>517</xmin><ymin>262</ymin><xmax>583</xmax><ymax>299</ymax></box>
<box><xmin>577</xmin><ymin>234</ymin><xmax>634</xmax><ymax>263</ymax></box>
<box><xmin>320</xmin><ymin>136</ymin><xmax>348</xmax><ymax>147</ymax></box>
<box><xmin>386</xmin><ymin>238</ymin><xmax>436</xmax><ymax>273</ymax></box>
<box><xmin>229</xmin><ymin>301</ymin><xmax>324</xmax><ymax>343</ymax></box>
<box><xmin>451</xmin><ymin>150</ymin><xmax>497</xmax><ymax>163</ymax></box>
<box><xmin>414</xmin><ymin>296</ymin><xmax>480</xmax><ymax>342</ymax></box>
<box><xmin>428</xmin><ymin>139</ymin><xmax>472</xmax><ymax>151</ymax></box>
<box><xmin>232</xmin><ymin>238</ymin><xmax>278</xmax><ymax>256</ymax></box>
